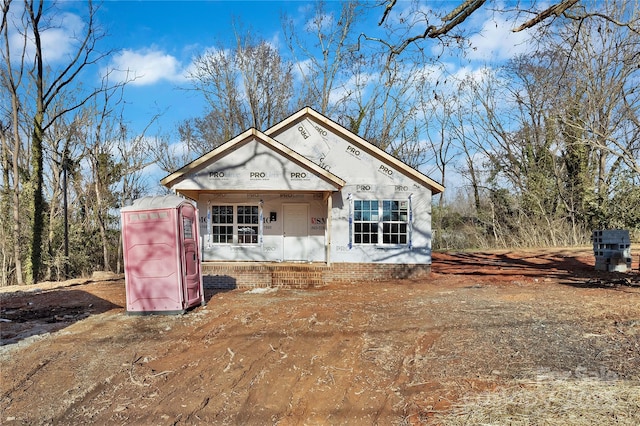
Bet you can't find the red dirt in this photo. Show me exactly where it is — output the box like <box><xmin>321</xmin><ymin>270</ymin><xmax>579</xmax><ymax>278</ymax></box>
<box><xmin>1</xmin><ymin>247</ymin><xmax>639</xmax><ymax>425</ymax></box>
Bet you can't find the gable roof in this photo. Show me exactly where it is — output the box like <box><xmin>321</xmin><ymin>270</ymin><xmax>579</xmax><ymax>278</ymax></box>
<box><xmin>265</xmin><ymin>107</ymin><xmax>445</xmax><ymax>194</ymax></box>
<box><xmin>160</xmin><ymin>127</ymin><xmax>346</xmax><ymax>191</ymax></box>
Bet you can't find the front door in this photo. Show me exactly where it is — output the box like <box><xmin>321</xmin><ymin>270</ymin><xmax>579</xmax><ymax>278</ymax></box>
<box><xmin>283</xmin><ymin>204</ymin><xmax>308</xmax><ymax>261</ymax></box>
<box><xmin>180</xmin><ymin>205</ymin><xmax>203</xmax><ymax>308</ymax></box>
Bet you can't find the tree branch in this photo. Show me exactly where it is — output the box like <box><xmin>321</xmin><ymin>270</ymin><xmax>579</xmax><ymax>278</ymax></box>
<box><xmin>381</xmin><ymin>0</ymin><xmax>486</xmax><ymax>57</ymax></box>
<box><xmin>575</xmin><ymin>12</ymin><xmax>640</xmax><ymax>35</ymax></box>
<box><xmin>513</xmin><ymin>0</ymin><xmax>580</xmax><ymax>32</ymax></box>
<box><xmin>378</xmin><ymin>0</ymin><xmax>397</xmax><ymax>26</ymax></box>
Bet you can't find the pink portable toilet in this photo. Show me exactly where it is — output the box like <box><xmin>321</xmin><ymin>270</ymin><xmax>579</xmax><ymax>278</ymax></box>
<box><xmin>121</xmin><ymin>195</ymin><xmax>204</xmax><ymax>314</ymax></box>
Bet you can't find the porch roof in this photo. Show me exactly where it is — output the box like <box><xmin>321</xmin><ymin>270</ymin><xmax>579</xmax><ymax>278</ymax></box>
<box><xmin>160</xmin><ymin>128</ymin><xmax>346</xmax><ymax>199</ymax></box>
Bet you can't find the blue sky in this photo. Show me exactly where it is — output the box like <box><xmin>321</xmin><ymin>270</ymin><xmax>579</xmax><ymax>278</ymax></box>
<box><xmin>7</xmin><ymin>1</ymin><xmax>535</xmax><ymax>194</ymax></box>
<box><xmin>98</xmin><ymin>1</ymin><xmax>314</xmax><ymax>134</ymax></box>
<box><xmin>89</xmin><ymin>1</ymin><xmax>531</xmax><ymax>137</ymax></box>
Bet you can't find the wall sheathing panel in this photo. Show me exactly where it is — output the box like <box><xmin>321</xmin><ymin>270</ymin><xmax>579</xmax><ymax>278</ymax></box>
<box><xmin>197</xmin><ymin>192</ymin><xmax>327</xmax><ymax>262</ymax></box>
<box><xmin>272</xmin><ymin>117</ymin><xmax>434</xmax><ymax>265</ymax></box>
<box><xmin>164</xmin><ymin>109</ymin><xmax>442</xmax><ymax>272</ymax></box>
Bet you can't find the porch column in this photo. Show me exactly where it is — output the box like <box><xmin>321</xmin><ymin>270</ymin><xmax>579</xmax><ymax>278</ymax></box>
<box><xmin>325</xmin><ymin>191</ymin><xmax>332</xmax><ymax>266</ymax></box>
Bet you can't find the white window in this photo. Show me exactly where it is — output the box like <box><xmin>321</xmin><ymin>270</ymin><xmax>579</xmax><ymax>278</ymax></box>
<box><xmin>211</xmin><ymin>205</ymin><xmax>259</xmax><ymax>244</ymax></box>
<box><xmin>354</xmin><ymin>200</ymin><xmax>408</xmax><ymax>245</ymax></box>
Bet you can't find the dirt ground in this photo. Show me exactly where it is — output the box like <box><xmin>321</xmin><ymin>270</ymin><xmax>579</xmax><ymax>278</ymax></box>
<box><xmin>1</xmin><ymin>247</ymin><xmax>639</xmax><ymax>425</ymax></box>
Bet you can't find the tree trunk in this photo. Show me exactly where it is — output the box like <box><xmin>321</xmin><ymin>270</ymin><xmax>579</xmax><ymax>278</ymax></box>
<box><xmin>29</xmin><ymin>111</ymin><xmax>45</xmax><ymax>284</ymax></box>
<box><xmin>10</xmin><ymin>87</ymin><xmax>24</xmax><ymax>286</ymax></box>
<box><xmin>46</xmin><ymin>158</ymin><xmax>62</xmax><ymax>281</ymax></box>
<box><xmin>94</xmin><ymin>177</ymin><xmax>110</xmax><ymax>271</ymax></box>
<box><xmin>27</xmin><ymin>3</ymin><xmax>45</xmax><ymax>285</ymax></box>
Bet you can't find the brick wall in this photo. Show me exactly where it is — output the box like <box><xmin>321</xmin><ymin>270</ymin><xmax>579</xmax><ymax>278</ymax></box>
<box><xmin>201</xmin><ymin>263</ymin><xmax>272</xmax><ymax>289</ymax></box>
<box><xmin>202</xmin><ymin>262</ymin><xmax>431</xmax><ymax>289</ymax></box>
<box><xmin>327</xmin><ymin>263</ymin><xmax>431</xmax><ymax>282</ymax></box>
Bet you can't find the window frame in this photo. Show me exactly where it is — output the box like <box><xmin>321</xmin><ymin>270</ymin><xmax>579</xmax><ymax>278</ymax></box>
<box><xmin>210</xmin><ymin>204</ymin><xmax>260</xmax><ymax>245</ymax></box>
<box><xmin>353</xmin><ymin>200</ymin><xmax>379</xmax><ymax>245</ymax></box>
<box><xmin>353</xmin><ymin>199</ymin><xmax>409</xmax><ymax>247</ymax></box>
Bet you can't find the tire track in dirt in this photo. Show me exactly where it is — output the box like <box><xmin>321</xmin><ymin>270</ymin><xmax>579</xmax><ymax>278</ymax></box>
<box><xmin>2</xmin><ymin>262</ymin><xmax>639</xmax><ymax>425</ymax></box>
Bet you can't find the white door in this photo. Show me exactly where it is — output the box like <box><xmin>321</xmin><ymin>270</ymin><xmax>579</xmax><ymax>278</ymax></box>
<box><xmin>283</xmin><ymin>204</ymin><xmax>308</xmax><ymax>261</ymax></box>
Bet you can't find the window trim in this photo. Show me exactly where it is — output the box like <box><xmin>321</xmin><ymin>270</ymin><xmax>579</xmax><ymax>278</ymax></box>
<box><xmin>353</xmin><ymin>198</ymin><xmax>410</xmax><ymax>247</ymax></box>
<box><xmin>210</xmin><ymin>204</ymin><xmax>260</xmax><ymax>246</ymax></box>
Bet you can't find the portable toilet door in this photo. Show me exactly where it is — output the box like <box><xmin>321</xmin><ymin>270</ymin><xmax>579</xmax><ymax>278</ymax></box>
<box><xmin>121</xmin><ymin>195</ymin><xmax>204</xmax><ymax>314</ymax></box>
<box><xmin>178</xmin><ymin>201</ymin><xmax>204</xmax><ymax>310</ymax></box>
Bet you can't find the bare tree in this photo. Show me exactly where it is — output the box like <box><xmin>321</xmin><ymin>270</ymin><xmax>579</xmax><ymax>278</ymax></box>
<box><xmin>330</xmin><ymin>52</ymin><xmax>431</xmax><ymax>168</ymax></box>
<box><xmin>114</xmin><ymin>124</ymin><xmax>157</xmax><ymax>274</ymax></box>
<box><xmin>41</xmin><ymin>111</ymin><xmax>78</xmax><ymax>280</ymax></box>
<box><xmin>235</xmin><ymin>37</ymin><xmax>296</xmax><ymax>129</ymax></box>
<box><xmin>1</xmin><ymin>0</ymin><xmax>27</xmax><ymax>285</ymax></box>
<box><xmin>284</xmin><ymin>1</ymin><xmax>363</xmax><ymax>116</ymax></box>
<box><xmin>451</xmin><ymin>59</ymin><xmax>568</xmax><ymax>246</ymax></box>
<box><xmin>76</xmin><ymin>83</ymin><xmax>147</xmax><ymax>273</ymax></box>
<box><xmin>551</xmin><ymin>0</ymin><xmax>640</xmax><ymax>230</ymax></box>
<box><xmin>187</xmin><ymin>46</ymin><xmax>243</xmax><ymax>144</ymax></box>
<box><xmin>2</xmin><ymin>0</ymin><xmax>116</xmax><ymax>284</ymax></box>
<box><xmin>185</xmin><ymin>34</ymin><xmax>296</xmax><ymax>156</ymax></box>
<box><xmin>419</xmin><ymin>86</ymin><xmax>464</xmax><ymax>209</ymax></box>
<box><xmin>375</xmin><ymin>0</ymin><xmax>639</xmax><ymax>58</ymax></box>
<box><xmin>449</xmin><ymin>0</ymin><xmax>639</xmax><ymax>246</ymax></box>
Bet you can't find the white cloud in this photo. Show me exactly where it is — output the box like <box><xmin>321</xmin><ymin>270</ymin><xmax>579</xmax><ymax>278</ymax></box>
<box><xmin>327</xmin><ymin>71</ymin><xmax>377</xmax><ymax>105</ymax></box>
<box><xmin>104</xmin><ymin>48</ymin><xmax>187</xmax><ymax>86</ymax></box>
<box><xmin>305</xmin><ymin>12</ymin><xmax>334</xmax><ymax>33</ymax></box>
<box><xmin>466</xmin><ymin>15</ymin><xmax>532</xmax><ymax>62</ymax></box>
<box><xmin>292</xmin><ymin>58</ymin><xmax>314</xmax><ymax>83</ymax></box>
<box><xmin>169</xmin><ymin>139</ymin><xmax>193</xmax><ymax>160</ymax></box>
<box><xmin>42</xmin><ymin>12</ymin><xmax>87</xmax><ymax>62</ymax></box>
<box><xmin>181</xmin><ymin>45</ymin><xmax>227</xmax><ymax>79</ymax></box>
<box><xmin>450</xmin><ymin>64</ymin><xmax>494</xmax><ymax>85</ymax></box>
<box><xmin>7</xmin><ymin>7</ymin><xmax>88</xmax><ymax>66</ymax></box>
<box><xmin>141</xmin><ymin>161</ymin><xmax>166</xmax><ymax>183</ymax></box>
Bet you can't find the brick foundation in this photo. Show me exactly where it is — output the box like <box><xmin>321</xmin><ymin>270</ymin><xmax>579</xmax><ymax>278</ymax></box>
<box><xmin>202</xmin><ymin>262</ymin><xmax>431</xmax><ymax>289</ymax></box>
<box><xmin>328</xmin><ymin>263</ymin><xmax>431</xmax><ymax>282</ymax></box>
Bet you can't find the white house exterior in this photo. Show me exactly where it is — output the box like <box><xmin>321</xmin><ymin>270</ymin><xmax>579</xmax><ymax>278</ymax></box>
<box><xmin>161</xmin><ymin>108</ymin><xmax>444</xmax><ymax>288</ymax></box>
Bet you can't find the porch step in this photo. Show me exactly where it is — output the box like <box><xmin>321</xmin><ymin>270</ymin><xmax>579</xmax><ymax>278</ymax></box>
<box><xmin>271</xmin><ymin>265</ymin><xmax>325</xmax><ymax>288</ymax></box>
<box><xmin>202</xmin><ymin>262</ymin><xmax>327</xmax><ymax>289</ymax></box>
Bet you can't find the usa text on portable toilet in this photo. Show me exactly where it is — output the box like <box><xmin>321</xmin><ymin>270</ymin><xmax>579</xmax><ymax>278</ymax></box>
<box><xmin>121</xmin><ymin>195</ymin><xmax>204</xmax><ymax>314</ymax></box>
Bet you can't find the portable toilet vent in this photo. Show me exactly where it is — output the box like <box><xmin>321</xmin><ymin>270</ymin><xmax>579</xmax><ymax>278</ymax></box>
<box><xmin>121</xmin><ymin>195</ymin><xmax>204</xmax><ymax>314</ymax></box>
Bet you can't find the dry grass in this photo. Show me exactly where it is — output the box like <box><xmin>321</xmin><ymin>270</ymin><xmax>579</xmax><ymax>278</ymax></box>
<box><xmin>431</xmin><ymin>377</ymin><xmax>640</xmax><ymax>425</ymax></box>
